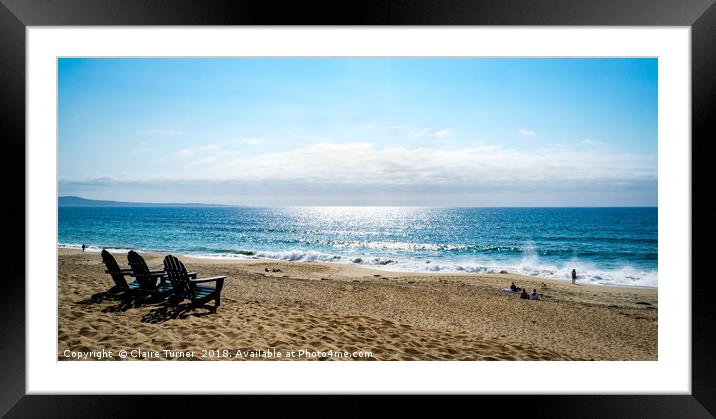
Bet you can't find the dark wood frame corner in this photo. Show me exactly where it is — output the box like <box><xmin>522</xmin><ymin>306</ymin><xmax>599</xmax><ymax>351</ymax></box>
<box><xmin>1</xmin><ymin>0</ymin><xmax>712</xmax><ymax>416</ymax></box>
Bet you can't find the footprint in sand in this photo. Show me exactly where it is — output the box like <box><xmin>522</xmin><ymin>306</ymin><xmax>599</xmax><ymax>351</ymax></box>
<box><xmin>78</xmin><ymin>327</ymin><xmax>96</xmax><ymax>338</ymax></box>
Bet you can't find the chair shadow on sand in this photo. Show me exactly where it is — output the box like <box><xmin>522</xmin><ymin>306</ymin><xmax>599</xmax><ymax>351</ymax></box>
<box><xmin>140</xmin><ymin>300</ymin><xmax>215</xmax><ymax>324</ymax></box>
<box><xmin>76</xmin><ymin>292</ymin><xmax>215</xmax><ymax>322</ymax></box>
<box><xmin>75</xmin><ymin>291</ymin><xmax>166</xmax><ymax>313</ymax></box>
<box><xmin>75</xmin><ymin>290</ymin><xmax>116</xmax><ymax>305</ymax></box>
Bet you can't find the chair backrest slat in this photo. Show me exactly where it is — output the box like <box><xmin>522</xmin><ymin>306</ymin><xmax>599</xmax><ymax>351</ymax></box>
<box><xmin>101</xmin><ymin>249</ymin><xmax>128</xmax><ymax>289</ymax></box>
<box><xmin>163</xmin><ymin>255</ymin><xmax>194</xmax><ymax>300</ymax></box>
<box><xmin>127</xmin><ymin>250</ymin><xmax>155</xmax><ymax>291</ymax></box>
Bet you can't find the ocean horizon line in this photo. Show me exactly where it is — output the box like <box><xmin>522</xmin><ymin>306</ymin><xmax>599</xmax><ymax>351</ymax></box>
<box><xmin>59</xmin><ymin>196</ymin><xmax>657</xmax><ymax>209</ymax></box>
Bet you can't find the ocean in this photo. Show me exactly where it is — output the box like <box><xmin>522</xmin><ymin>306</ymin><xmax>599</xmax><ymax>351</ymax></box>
<box><xmin>58</xmin><ymin>206</ymin><xmax>657</xmax><ymax>287</ymax></box>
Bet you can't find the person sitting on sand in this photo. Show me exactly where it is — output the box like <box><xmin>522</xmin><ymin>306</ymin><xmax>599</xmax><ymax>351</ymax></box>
<box><xmin>510</xmin><ymin>281</ymin><xmax>518</xmax><ymax>292</ymax></box>
<box><xmin>530</xmin><ymin>289</ymin><xmax>539</xmax><ymax>300</ymax></box>
<box><xmin>520</xmin><ymin>289</ymin><xmax>530</xmax><ymax>300</ymax></box>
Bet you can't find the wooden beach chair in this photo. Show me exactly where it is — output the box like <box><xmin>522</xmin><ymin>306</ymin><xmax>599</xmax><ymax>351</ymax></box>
<box><xmin>163</xmin><ymin>254</ymin><xmax>226</xmax><ymax>313</ymax></box>
<box><xmin>101</xmin><ymin>249</ymin><xmax>141</xmax><ymax>296</ymax></box>
<box><xmin>127</xmin><ymin>250</ymin><xmax>173</xmax><ymax>298</ymax></box>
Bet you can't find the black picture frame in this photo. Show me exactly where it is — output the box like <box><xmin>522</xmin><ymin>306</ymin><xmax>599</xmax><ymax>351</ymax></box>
<box><xmin>1</xmin><ymin>0</ymin><xmax>712</xmax><ymax>416</ymax></box>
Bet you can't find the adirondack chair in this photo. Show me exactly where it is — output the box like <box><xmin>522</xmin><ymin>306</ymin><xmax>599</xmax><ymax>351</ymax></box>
<box><xmin>101</xmin><ymin>249</ymin><xmax>141</xmax><ymax>295</ymax></box>
<box><xmin>127</xmin><ymin>250</ymin><xmax>173</xmax><ymax>297</ymax></box>
<box><xmin>163</xmin><ymin>254</ymin><xmax>225</xmax><ymax>312</ymax></box>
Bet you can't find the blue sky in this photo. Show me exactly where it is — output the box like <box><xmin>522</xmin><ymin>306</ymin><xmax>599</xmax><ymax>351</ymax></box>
<box><xmin>58</xmin><ymin>58</ymin><xmax>657</xmax><ymax>206</ymax></box>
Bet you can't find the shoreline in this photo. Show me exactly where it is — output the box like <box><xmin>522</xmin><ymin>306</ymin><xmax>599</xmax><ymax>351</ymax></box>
<box><xmin>57</xmin><ymin>245</ymin><xmax>658</xmax><ymax>289</ymax></box>
<box><xmin>58</xmin><ymin>247</ymin><xmax>657</xmax><ymax>360</ymax></box>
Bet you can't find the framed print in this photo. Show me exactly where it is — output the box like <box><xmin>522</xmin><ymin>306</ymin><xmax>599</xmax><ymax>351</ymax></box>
<box><xmin>1</xmin><ymin>0</ymin><xmax>714</xmax><ymax>416</ymax></box>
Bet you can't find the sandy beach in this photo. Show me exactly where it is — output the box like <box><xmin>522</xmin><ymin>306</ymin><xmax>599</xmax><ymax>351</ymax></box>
<box><xmin>58</xmin><ymin>247</ymin><xmax>657</xmax><ymax>361</ymax></box>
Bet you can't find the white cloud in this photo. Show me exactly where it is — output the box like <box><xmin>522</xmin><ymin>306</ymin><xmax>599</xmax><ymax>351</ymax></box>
<box><xmin>412</xmin><ymin>128</ymin><xmax>452</xmax><ymax>138</ymax></box>
<box><xmin>61</xmin><ymin>140</ymin><xmax>657</xmax><ymax>206</ymax></box>
<box><xmin>146</xmin><ymin>128</ymin><xmax>182</xmax><ymax>137</ymax></box>
<box><xmin>519</xmin><ymin>129</ymin><xmax>537</xmax><ymax>137</ymax></box>
<box><xmin>120</xmin><ymin>141</ymin><xmax>657</xmax><ymax>188</ymax></box>
<box><xmin>357</xmin><ymin>124</ymin><xmax>452</xmax><ymax>139</ymax></box>
<box><xmin>241</xmin><ymin>137</ymin><xmax>265</xmax><ymax>145</ymax></box>
<box><xmin>177</xmin><ymin>144</ymin><xmax>221</xmax><ymax>158</ymax></box>
<box><xmin>432</xmin><ymin>129</ymin><xmax>452</xmax><ymax>138</ymax></box>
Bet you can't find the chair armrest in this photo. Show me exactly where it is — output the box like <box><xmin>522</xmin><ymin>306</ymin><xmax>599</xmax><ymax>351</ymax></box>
<box><xmin>191</xmin><ymin>275</ymin><xmax>226</xmax><ymax>283</ymax></box>
<box><xmin>105</xmin><ymin>269</ymin><xmax>133</xmax><ymax>275</ymax></box>
<box><xmin>157</xmin><ymin>272</ymin><xmax>197</xmax><ymax>283</ymax></box>
<box><xmin>192</xmin><ymin>276</ymin><xmax>225</xmax><ymax>292</ymax></box>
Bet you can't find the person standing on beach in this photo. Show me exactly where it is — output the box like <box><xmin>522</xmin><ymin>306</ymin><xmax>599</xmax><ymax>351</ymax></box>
<box><xmin>81</xmin><ymin>244</ymin><xmax>86</xmax><ymax>253</ymax></box>
<box><xmin>571</xmin><ymin>268</ymin><xmax>577</xmax><ymax>284</ymax></box>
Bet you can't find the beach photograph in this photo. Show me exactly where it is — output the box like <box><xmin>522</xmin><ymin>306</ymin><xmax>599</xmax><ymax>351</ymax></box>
<box><xmin>58</xmin><ymin>57</ymin><xmax>657</xmax><ymax>361</ymax></box>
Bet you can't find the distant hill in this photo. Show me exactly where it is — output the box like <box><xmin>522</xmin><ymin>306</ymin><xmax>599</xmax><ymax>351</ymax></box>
<box><xmin>58</xmin><ymin>196</ymin><xmax>231</xmax><ymax>208</ymax></box>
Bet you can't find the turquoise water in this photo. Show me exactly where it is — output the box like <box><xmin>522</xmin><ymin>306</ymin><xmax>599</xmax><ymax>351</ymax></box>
<box><xmin>59</xmin><ymin>206</ymin><xmax>657</xmax><ymax>287</ymax></box>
